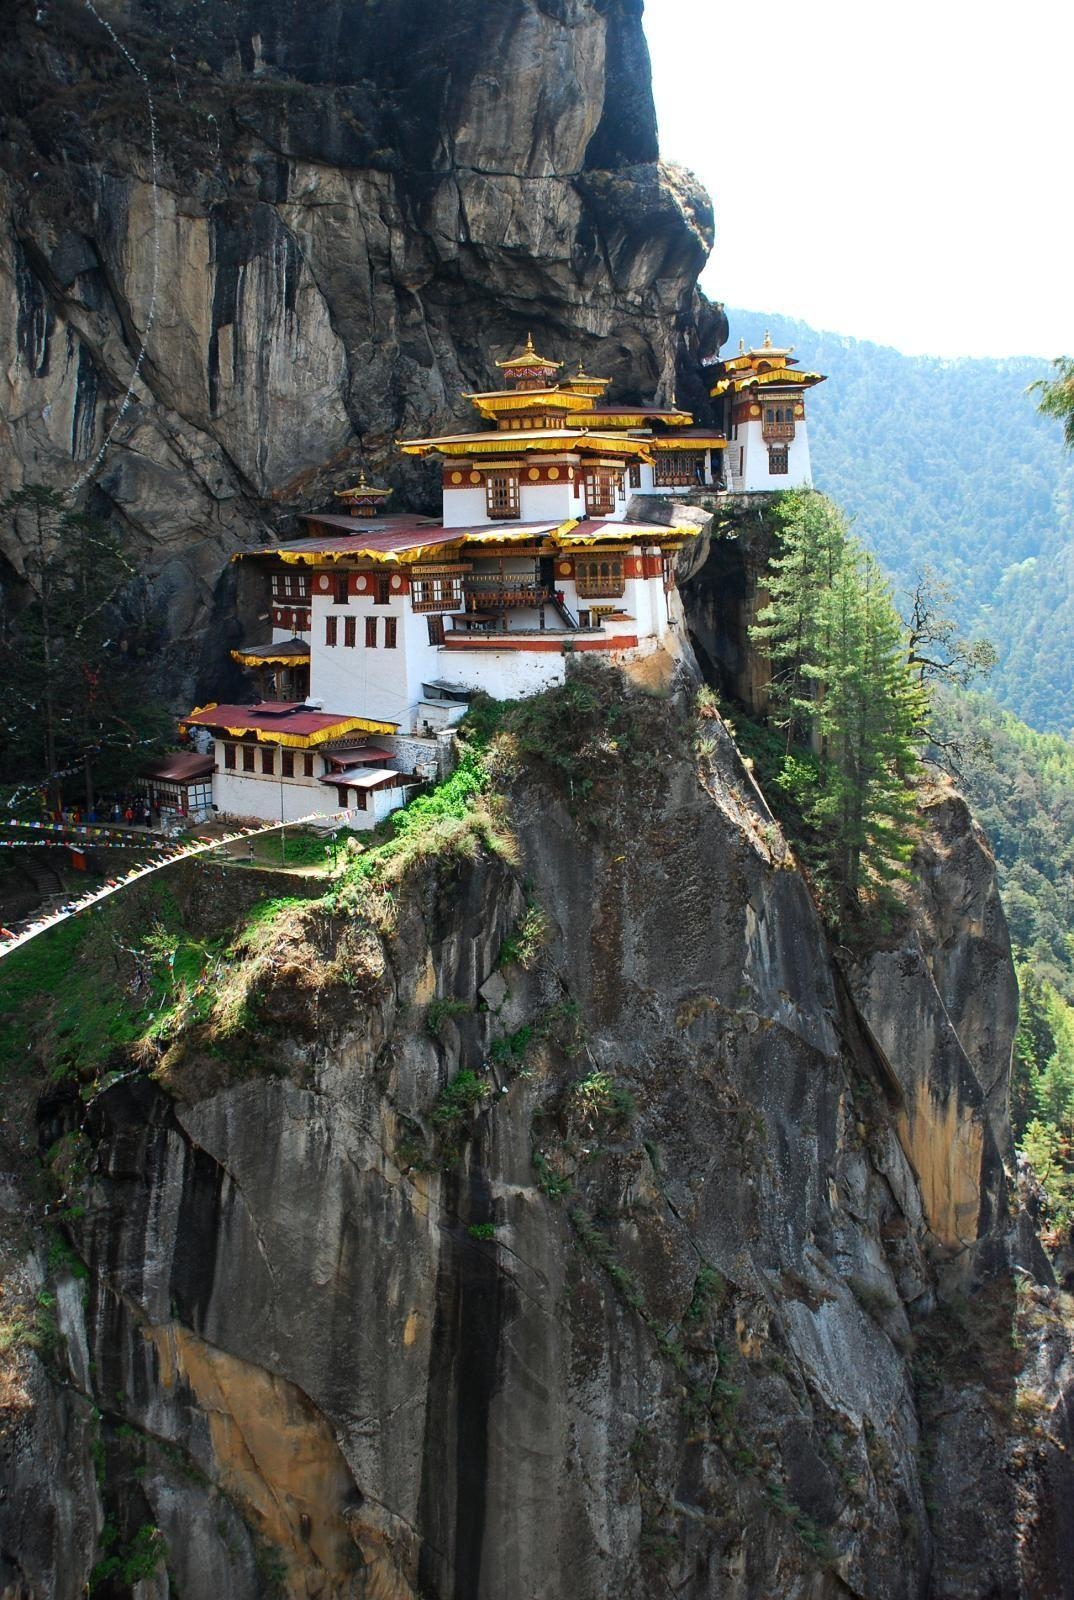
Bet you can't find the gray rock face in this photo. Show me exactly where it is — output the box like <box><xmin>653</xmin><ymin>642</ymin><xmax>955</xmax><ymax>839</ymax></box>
<box><xmin>0</xmin><ymin>0</ymin><xmax>719</xmax><ymax>704</ymax></box>
<box><xmin>12</xmin><ymin>671</ymin><xmax>1062</xmax><ymax>1599</ymax></box>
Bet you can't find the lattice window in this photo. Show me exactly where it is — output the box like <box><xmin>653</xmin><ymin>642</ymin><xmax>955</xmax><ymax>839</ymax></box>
<box><xmin>652</xmin><ymin>452</ymin><xmax>703</xmax><ymax>487</ymax></box>
<box><xmin>768</xmin><ymin>446</ymin><xmax>789</xmax><ymax>475</ymax></box>
<box><xmin>411</xmin><ymin>574</ymin><xmax>464</xmax><ymax>612</ymax></box>
<box><xmin>485</xmin><ymin>474</ymin><xmax>520</xmax><ymax>519</ymax></box>
<box><xmin>583</xmin><ymin>471</ymin><xmax>618</xmax><ymax>516</ymax></box>
<box><xmin>762</xmin><ymin>404</ymin><xmax>796</xmax><ymax>442</ymax></box>
<box><xmin>575</xmin><ymin>556</ymin><xmax>625</xmax><ymax>599</ymax></box>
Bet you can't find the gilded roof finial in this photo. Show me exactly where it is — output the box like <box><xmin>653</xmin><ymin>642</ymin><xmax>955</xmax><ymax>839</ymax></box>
<box><xmin>738</xmin><ymin>338</ymin><xmax>745</xmax><ymax>353</ymax></box>
<box><xmin>763</xmin><ymin>330</ymin><xmax>772</xmax><ymax>348</ymax></box>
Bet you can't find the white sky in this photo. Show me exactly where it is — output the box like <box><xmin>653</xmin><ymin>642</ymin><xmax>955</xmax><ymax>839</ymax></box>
<box><xmin>644</xmin><ymin>0</ymin><xmax>1073</xmax><ymax>359</ymax></box>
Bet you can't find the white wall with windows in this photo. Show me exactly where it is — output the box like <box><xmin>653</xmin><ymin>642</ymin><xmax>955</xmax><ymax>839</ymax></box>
<box><xmin>737</xmin><ymin>418</ymin><xmax>813</xmax><ymax>491</ymax></box>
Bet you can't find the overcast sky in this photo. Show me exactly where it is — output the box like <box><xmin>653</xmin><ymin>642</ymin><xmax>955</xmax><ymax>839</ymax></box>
<box><xmin>644</xmin><ymin>0</ymin><xmax>1072</xmax><ymax>359</ymax></box>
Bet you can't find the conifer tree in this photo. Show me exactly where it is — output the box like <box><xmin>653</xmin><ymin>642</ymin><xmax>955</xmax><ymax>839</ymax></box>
<box><xmin>751</xmin><ymin>491</ymin><xmax>924</xmax><ymax>918</ymax></box>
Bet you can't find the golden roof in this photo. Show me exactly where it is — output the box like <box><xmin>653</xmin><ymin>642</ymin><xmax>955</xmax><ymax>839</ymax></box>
<box><xmin>398</xmin><ymin>428</ymin><xmax>655</xmax><ymax>460</ymax></box>
<box><xmin>334</xmin><ymin>470</ymin><xmax>393</xmax><ymax>504</ymax></box>
<box><xmin>494</xmin><ymin>334</ymin><xmax>563</xmax><ymax>374</ymax></box>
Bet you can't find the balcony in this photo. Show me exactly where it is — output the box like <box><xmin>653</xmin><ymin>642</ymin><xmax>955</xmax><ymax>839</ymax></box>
<box><xmin>462</xmin><ymin>578</ymin><xmax>553</xmax><ymax>608</ymax></box>
<box><xmin>761</xmin><ymin>421</ymin><xmax>795</xmax><ymax>443</ymax></box>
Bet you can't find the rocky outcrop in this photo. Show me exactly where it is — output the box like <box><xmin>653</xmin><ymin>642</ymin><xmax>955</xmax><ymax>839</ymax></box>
<box><xmin>0</xmin><ymin>0</ymin><xmax>720</xmax><ymax>705</ymax></box>
<box><xmin>6</xmin><ymin>667</ymin><xmax>1068</xmax><ymax>1599</ymax></box>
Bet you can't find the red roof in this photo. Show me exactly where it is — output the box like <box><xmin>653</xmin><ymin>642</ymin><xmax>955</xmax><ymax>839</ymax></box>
<box><xmin>289</xmin><ymin>519</ymin><xmax>458</xmax><ymax>549</ymax></box>
<box><xmin>140</xmin><ymin>752</ymin><xmax>215</xmax><ymax>784</ymax></box>
<box><xmin>181</xmin><ymin>703</ymin><xmax>398</xmax><ymax>744</ymax></box>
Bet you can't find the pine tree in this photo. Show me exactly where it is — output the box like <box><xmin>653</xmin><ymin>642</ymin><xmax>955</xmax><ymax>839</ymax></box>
<box><xmin>751</xmin><ymin>491</ymin><xmax>924</xmax><ymax>919</ymax></box>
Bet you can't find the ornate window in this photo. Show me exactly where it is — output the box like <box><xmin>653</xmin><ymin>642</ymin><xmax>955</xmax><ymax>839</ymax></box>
<box><xmin>485</xmin><ymin>473</ymin><xmax>520</xmax><ymax>519</ymax></box>
<box><xmin>768</xmin><ymin>446</ymin><xmax>789</xmax><ymax>475</ymax></box>
<box><xmin>653</xmin><ymin>451</ymin><xmax>704</xmax><ymax>487</ymax></box>
<box><xmin>762</xmin><ymin>404</ymin><xmax>796</xmax><ymax>442</ymax></box>
<box><xmin>271</xmin><ymin>571</ymin><xmax>311</xmax><ymax>602</ymax></box>
<box><xmin>411</xmin><ymin>573</ymin><xmax>464</xmax><ymax>612</ymax></box>
<box><xmin>575</xmin><ymin>555</ymin><xmax>626</xmax><ymax>599</ymax></box>
<box><xmin>583</xmin><ymin>471</ymin><xmax>618</xmax><ymax>516</ymax></box>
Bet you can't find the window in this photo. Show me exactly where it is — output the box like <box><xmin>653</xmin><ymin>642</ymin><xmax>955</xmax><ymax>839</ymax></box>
<box><xmin>575</xmin><ymin>556</ymin><xmax>626</xmax><ymax>599</ymax></box>
<box><xmin>335</xmin><ymin>785</ymin><xmax>350</xmax><ymax>808</ymax></box>
<box><xmin>325</xmin><ymin>615</ymin><xmax>338</xmax><ymax>646</ymax></box>
<box><xmin>344</xmin><ymin>615</ymin><xmax>356</xmax><ymax>648</ymax></box>
<box><xmin>242</xmin><ymin>745</ymin><xmax>255</xmax><ymax>772</ymax></box>
<box><xmin>334</xmin><ymin>573</ymin><xmax>349</xmax><ymax>605</ymax></box>
<box><xmin>354</xmin><ymin>788</ymin><xmax>368</xmax><ymax>811</ymax></box>
<box><xmin>385</xmin><ymin>617</ymin><xmax>398</xmax><ymax>649</ymax></box>
<box><xmin>583</xmin><ymin>471</ymin><xmax>617</xmax><ymax>516</ymax></box>
<box><xmin>303</xmin><ymin>753</ymin><xmax>315</xmax><ymax>777</ymax></box>
<box><xmin>653</xmin><ymin>452</ymin><xmax>704</xmax><ymax>487</ymax></box>
<box><xmin>427</xmin><ymin>615</ymin><xmax>445</xmax><ymax>646</ymax></box>
<box><xmin>375</xmin><ymin>575</ymin><xmax>391</xmax><ymax>605</ymax></box>
<box><xmin>223</xmin><ymin>743</ymin><xmax>236</xmax><ymax>771</ymax></box>
<box><xmin>411</xmin><ymin>573</ymin><xmax>464</xmax><ymax>612</ymax></box>
<box><xmin>281</xmin><ymin>751</ymin><xmax>294</xmax><ymax>778</ymax></box>
<box><xmin>365</xmin><ymin>616</ymin><xmax>377</xmax><ymax>648</ymax></box>
<box><xmin>768</xmin><ymin>446</ymin><xmax>789</xmax><ymax>475</ymax></box>
<box><xmin>762</xmin><ymin>404</ymin><xmax>796</xmax><ymax>442</ymax></box>
<box><xmin>485</xmin><ymin>473</ymin><xmax>520</xmax><ymax>519</ymax></box>
<box><xmin>628</xmin><ymin>463</ymin><xmax>641</xmax><ymax>488</ymax></box>
<box><xmin>261</xmin><ymin>747</ymin><xmax>274</xmax><ymax>775</ymax></box>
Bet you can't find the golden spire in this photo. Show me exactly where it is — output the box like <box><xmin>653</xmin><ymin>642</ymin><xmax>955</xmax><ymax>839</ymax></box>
<box><xmin>763</xmin><ymin>330</ymin><xmax>772</xmax><ymax>348</ymax></box>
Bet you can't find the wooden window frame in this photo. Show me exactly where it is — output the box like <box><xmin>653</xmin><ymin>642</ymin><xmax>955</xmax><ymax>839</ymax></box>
<box><xmin>365</xmin><ymin>616</ymin><xmax>378</xmax><ymax>648</ymax></box>
<box><xmin>652</xmin><ymin>452</ymin><xmax>703</xmax><ymax>487</ymax></box>
<box><xmin>427</xmin><ymin>614</ymin><xmax>445</xmax><ymax>646</ymax></box>
<box><xmin>281</xmin><ymin>750</ymin><xmax>295</xmax><ymax>778</ymax></box>
<box><xmin>242</xmin><ymin>745</ymin><xmax>255</xmax><ymax>773</ymax></box>
<box><xmin>375</xmin><ymin>575</ymin><xmax>392</xmax><ymax>606</ymax></box>
<box><xmin>485</xmin><ymin>472</ymin><xmax>520</xmax><ymax>520</ymax></box>
<box><xmin>261</xmin><ymin>747</ymin><xmax>274</xmax><ymax>775</ymax></box>
<box><xmin>303</xmin><ymin>753</ymin><xmax>315</xmax><ymax>777</ymax></box>
<box><xmin>344</xmin><ymin>615</ymin><xmax>356</xmax><ymax>648</ymax></box>
<box><xmin>768</xmin><ymin>445</ymin><xmax>789</xmax><ymax>475</ymax></box>
<box><xmin>582</xmin><ymin>471</ymin><xmax>617</xmax><ymax>517</ymax></box>
<box><xmin>333</xmin><ymin>574</ymin><xmax>350</xmax><ymax>605</ymax></box>
<box><xmin>223</xmin><ymin>742</ymin><xmax>236</xmax><ymax>771</ymax></box>
<box><xmin>385</xmin><ymin>617</ymin><xmax>398</xmax><ymax>649</ymax></box>
<box><xmin>574</xmin><ymin>556</ymin><xmax>626</xmax><ymax>599</ymax></box>
<box><xmin>325</xmin><ymin>615</ymin><xmax>338</xmax><ymax>647</ymax></box>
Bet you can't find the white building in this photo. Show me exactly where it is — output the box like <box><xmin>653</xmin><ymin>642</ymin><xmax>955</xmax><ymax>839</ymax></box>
<box><xmin>708</xmin><ymin>332</ymin><xmax>825</xmax><ymax>493</ymax></box>
<box><xmin>183</xmin><ymin>334</ymin><xmax>775</xmax><ymax>825</ymax></box>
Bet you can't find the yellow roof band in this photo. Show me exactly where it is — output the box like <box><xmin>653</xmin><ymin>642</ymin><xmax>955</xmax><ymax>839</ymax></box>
<box><xmin>207</xmin><ymin>716</ymin><xmax>396</xmax><ymax>748</ymax></box>
<box><xmin>400</xmin><ymin>431</ymin><xmax>654</xmax><ymax>458</ymax></box>
<box><xmin>652</xmin><ymin>435</ymin><xmax>728</xmax><ymax>450</ymax></box>
<box><xmin>230</xmin><ymin>649</ymin><xmax>311</xmax><ymax>668</ymax></box>
<box><xmin>553</xmin><ymin>521</ymin><xmax>701</xmax><ymax>547</ymax></box>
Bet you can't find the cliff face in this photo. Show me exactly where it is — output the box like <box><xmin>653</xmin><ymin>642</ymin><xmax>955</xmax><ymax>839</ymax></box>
<box><xmin>0</xmin><ymin>0</ymin><xmax>720</xmax><ymax>702</ymax></box>
<box><xmin>2</xmin><ymin>669</ymin><xmax>1068</xmax><ymax>1600</ymax></box>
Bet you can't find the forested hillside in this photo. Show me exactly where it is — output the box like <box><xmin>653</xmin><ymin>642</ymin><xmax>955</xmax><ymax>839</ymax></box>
<box><xmin>727</xmin><ymin>310</ymin><xmax>1074</xmax><ymax>734</ymax></box>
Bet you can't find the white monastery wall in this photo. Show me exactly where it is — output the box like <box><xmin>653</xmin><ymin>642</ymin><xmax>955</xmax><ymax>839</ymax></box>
<box><xmin>740</xmin><ymin>421</ymin><xmax>813</xmax><ymax>491</ymax></box>
<box><xmin>517</xmin><ymin>482</ymin><xmax>574</xmax><ymax>523</ymax></box>
<box><xmin>441</xmin><ymin>487</ymin><xmax>488</xmax><ymax>528</ymax></box>
<box><xmin>437</xmin><ymin>648</ymin><xmax>567</xmax><ymax>700</ymax></box>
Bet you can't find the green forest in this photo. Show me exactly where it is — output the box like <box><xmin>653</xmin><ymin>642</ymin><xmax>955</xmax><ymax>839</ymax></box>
<box><xmin>727</xmin><ymin>309</ymin><xmax>1074</xmax><ymax>736</ymax></box>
